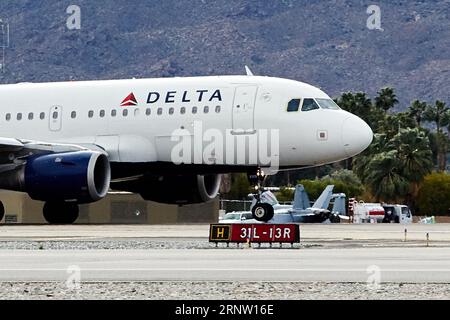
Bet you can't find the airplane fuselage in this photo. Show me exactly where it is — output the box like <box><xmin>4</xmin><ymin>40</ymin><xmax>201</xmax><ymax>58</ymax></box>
<box><xmin>0</xmin><ymin>76</ymin><xmax>373</xmax><ymax>178</ymax></box>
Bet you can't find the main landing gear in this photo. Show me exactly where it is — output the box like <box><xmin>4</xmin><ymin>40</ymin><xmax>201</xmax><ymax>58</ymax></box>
<box><xmin>0</xmin><ymin>201</ymin><xmax>4</xmax><ymax>222</ymax></box>
<box><xmin>0</xmin><ymin>200</ymin><xmax>78</xmax><ymax>224</ymax></box>
<box><xmin>43</xmin><ymin>201</ymin><xmax>79</xmax><ymax>224</ymax></box>
<box><xmin>248</xmin><ymin>168</ymin><xmax>274</xmax><ymax>222</ymax></box>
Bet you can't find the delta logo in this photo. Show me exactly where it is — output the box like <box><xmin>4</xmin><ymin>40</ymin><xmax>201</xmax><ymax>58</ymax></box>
<box><xmin>120</xmin><ymin>93</ymin><xmax>138</xmax><ymax>106</ymax></box>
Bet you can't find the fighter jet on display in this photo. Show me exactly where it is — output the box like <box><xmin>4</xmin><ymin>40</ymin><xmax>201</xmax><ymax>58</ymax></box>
<box><xmin>222</xmin><ymin>184</ymin><xmax>347</xmax><ymax>223</ymax></box>
<box><xmin>0</xmin><ymin>68</ymin><xmax>372</xmax><ymax>223</ymax></box>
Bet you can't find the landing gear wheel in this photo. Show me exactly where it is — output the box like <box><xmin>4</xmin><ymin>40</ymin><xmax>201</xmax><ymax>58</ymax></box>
<box><xmin>0</xmin><ymin>201</ymin><xmax>4</xmax><ymax>222</ymax></box>
<box><xmin>43</xmin><ymin>202</ymin><xmax>79</xmax><ymax>224</ymax></box>
<box><xmin>252</xmin><ymin>203</ymin><xmax>274</xmax><ymax>222</ymax></box>
<box><xmin>329</xmin><ymin>214</ymin><xmax>341</xmax><ymax>223</ymax></box>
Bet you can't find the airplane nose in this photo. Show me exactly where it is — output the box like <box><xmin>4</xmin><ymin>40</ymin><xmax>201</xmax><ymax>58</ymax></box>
<box><xmin>342</xmin><ymin>116</ymin><xmax>373</xmax><ymax>157</ymax></box>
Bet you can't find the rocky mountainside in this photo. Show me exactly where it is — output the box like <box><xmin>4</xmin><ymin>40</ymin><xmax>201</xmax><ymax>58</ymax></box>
<box><xmin>0</xmin><ymin>0</ymin><xmax>449</xmax><ymax>109</ymax></box>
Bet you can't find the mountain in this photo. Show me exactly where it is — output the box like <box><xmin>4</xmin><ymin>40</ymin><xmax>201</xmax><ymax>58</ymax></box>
<box><xmin>0</xmin><ymin>0</ymin><xmax>449</xmax><ymax>109</ymax></box>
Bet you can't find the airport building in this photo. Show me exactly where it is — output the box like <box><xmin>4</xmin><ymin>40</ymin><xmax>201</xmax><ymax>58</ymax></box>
<box><xmin>0</xmin><ymin>191</ymin><xmax>219</xmax><ymax>224</ymax></box>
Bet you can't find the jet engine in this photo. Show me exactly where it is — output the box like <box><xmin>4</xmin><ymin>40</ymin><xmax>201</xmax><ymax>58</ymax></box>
<box><xmin>1</xmin><ymin>151</ymin><xmax>111</xmax><ymax>203</ymax></box>
<box><xmin>114</xmin><ymin>174</ymin><xmax>221</xmax><ymax>205</ymax></box>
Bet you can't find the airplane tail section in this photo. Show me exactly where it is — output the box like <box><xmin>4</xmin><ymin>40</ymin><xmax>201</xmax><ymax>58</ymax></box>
<box><xmin>293</xmin><ymin>184</ymin><xmax>310</xmax><ymax>210</ymax></box>
<box><xmin>331</xmin><ymin>193</ymin><xmax>346</xmax><ymax>215</ymax></box>
<box><xmin>311</xmin><ymin>185</ymin><xmax>334</xmax><ymax>209</ymax></box>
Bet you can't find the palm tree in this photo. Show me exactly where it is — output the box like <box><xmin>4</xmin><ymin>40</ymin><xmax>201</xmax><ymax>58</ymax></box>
<box><xmin>382</xmin><ymin>112</ymin><xmax>416</xmax><ymax>137</ymax></box>
<box><xmin>354</xmin><ymin>129</ymin><xmax>433</xmax><ymax>205</ymax></box>
<box><xmin>408</xmin><ymin>100</ymin><xmax>428</xmax><ymax>128</ymax></box>
<box><xmin>424</xmin><ymin>100</ymin><xmax>449</xmax><ymax>133</ymax></box>
<box><xmin>336</xmin><ymin>92</ymin><xmax>374</xmax><ymax>169</ymax></box>
<box><xmin>424</xmin><ymin>100</ymin><xmax>450</xmax><ymax>171</ymax></box>
<box><xmin>446</xmin><ymin>109</ymin><xmax>450</xmax><ymax>138</ymax></box>
<box><xmin>353</xmin><ymin>133</ymin><xmax>389</xmax><ymax>182</ymax></box>
<box><xmin>390</xmin><ymin>128</ymin><xmax>433</xmax><ymax>183</ymax></box>
<box><xmin>364</xmin><ymin>150</ymin><xmax>410</xmax><ymax>202</ymax></box>
<box><xmin>336</xmin><ymin>92</ymin><xmax>372</xmax><ymax>123</ymax></box>
<box><xmin>390</xmin><ymin>128</ymin><xmax>433</xmax><ymax>211</ymax></box>
<box><xmin>375</xmin><ymin>87</ymin><xmax>399</xmax><ymax>112</ymax></box>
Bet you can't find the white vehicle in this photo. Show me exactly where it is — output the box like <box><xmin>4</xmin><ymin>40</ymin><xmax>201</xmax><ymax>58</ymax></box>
<box><xmin>382</xmin><ymin>204</ymin><xmax>413</xmax><ymax>224</ymax></box>
<box><xmin>219</xmin><ymin>212</ymin><xmax>255</xmax><ymax>223</ymax></box>
<box><xmin>0</xmin><ymin>69</ymin><xmax>372</xmax><ymax>223</ymax></box>
<box><xmin>352</xmin><ymin>201</ymin><xmax>412</xmax><ymax>224</ymax></box>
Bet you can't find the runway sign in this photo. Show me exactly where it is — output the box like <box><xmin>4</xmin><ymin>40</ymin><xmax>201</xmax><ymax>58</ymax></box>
<box><xmin>209</xmin><ymin>224</ymin><xmax>300</xmax><ymax>243</ymax></box>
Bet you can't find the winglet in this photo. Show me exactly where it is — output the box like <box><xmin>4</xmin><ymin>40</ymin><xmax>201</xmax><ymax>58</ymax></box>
<box><xmin>245</xmin><ymin>65</ymin><xmax>254</xmax><ymax>76</ymax></box>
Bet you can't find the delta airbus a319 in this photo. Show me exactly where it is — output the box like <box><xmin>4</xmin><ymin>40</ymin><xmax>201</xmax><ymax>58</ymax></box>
<box><xmin>0</xmin><ymin>68</ymin><xmax>373</xmax><ymax>223</ymax></box>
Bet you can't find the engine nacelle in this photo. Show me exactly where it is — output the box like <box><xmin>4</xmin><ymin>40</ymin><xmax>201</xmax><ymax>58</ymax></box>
<box><xmin>1</xmin><ymin>151</ymin><xmax>111</xmax><ymax>203</ymax></box>
<box><xmin>127</xmin><ymin>174</ymin><xmax>221</xmax><ymax>205</ymax></box>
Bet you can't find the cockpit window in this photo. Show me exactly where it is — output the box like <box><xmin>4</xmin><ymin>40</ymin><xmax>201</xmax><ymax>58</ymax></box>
<box><xmin>316</xmin><ymin>98</ymin><xmax>341</xmax><ymax>110</ymax></box>
<box><xmin>302</xmin><ymin>98</ymin><xmax>320</xmax><ymax>112</ymax></box>
<box><xmin>287</xmin><ymin>99</ymin><xmax>301</xmax><ymax>112</ymax></box>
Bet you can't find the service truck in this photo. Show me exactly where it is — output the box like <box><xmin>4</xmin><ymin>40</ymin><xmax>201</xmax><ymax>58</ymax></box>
<box><xmin>350</xmin><ymin>201</ymin><xmax>412</xmax><ymax>224</ymax></box>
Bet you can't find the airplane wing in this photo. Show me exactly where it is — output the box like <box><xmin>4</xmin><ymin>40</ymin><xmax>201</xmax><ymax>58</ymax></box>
<box><xmin>0</xmin><ymin>137</ymin><xmax>107</xmax><ymax>169</ymax></box>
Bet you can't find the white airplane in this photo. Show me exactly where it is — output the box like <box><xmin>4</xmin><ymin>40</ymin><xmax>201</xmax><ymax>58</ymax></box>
<box><xmin>0</xmin><ymin>69</ymin><xmax>373</xmax><ymax>223</ymax></box>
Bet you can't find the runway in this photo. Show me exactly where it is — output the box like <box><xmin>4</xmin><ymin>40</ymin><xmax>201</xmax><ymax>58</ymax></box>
<box><xmin>0</xmin><ymin>224</ymin><xmax>449</xmax><ymax>299</ymax></box>
<box><xmin>0</xmin><ymin>247</ymin><xmax>450</xmax><ymax>282</ymax></box>
<box><xmin>1</xmin><ymin>223</ymin><xmax>450</xmax><ymax>241</ymax></box>
<box><xmin>0</xmin><ymin>224</ymin><xmax>449</xmax><ymax>283</ymax></box>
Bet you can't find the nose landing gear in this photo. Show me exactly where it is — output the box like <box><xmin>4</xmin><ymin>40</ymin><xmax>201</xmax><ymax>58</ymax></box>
<box><xmin>248</xmin><ymin>169</ymin><xmax>274</xmax><ymax>222</ymax></box>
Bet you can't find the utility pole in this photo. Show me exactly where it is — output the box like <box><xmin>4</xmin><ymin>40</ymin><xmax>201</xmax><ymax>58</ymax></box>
<box><xmin>0</xmin><ymin>19</ymin><xmax>10</xmax><ymax>73</ymax></box>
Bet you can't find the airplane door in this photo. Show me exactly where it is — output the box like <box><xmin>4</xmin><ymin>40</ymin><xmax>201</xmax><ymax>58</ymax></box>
<box><xmin>49</xmin><ymin>105</ymin><xmax>62</xmax><ymax>131</ymax></box>
<box><xmin>232</xmin><ymin>86</ymin><xmax>257</xmax><ymax>134</ymax></box>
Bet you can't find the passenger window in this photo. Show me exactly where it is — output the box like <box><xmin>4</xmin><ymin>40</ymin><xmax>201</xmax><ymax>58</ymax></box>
<box><xmin>204</xmin><ymin>106</ymin><xmax>209</xmax><ymax>114</ymax></box>
<box><xmin>215</xmin><ymin>106</ymin><xmax>221</xmax><ymax>113</ymax></box>
<box><xmin>71</xmin><ymin>111</ymin><xmax>76</xmax><ymax>119</ymax></box>
<box><xmin>40</xmin><ymin>112</ymin><xmax>45</xmax><ymax>120</ymax></box>
<box><xmin>157</xmin><ymin>108</ymin><xmax>163</xmax><ymax>115</ymax></box>
<box><xmin>17</xmin><ymin>113</ymin><xmax>22</xmax><ymax>121</ymax></box>
<box><xmin>134</xmin><ymin>109</ymin><xmax>140</xmax><ymax>116</ymax></box>
<box><xmin>192</xmin><ymin>107</ymin><xmax>198</xmax><ymax>114</ymax></box>
<box><xmin>28</xmin><ymin>113</ymin><xmax>34</xmax><ymax>120</ymax></box>
<box><xmin>180</xmin><ymin>107</ymin><xmax>186</xmax><ymax>115</ymax></box>
<box><xmin>169</xmin><ymin>107</ymin><xmax>174</xmax><ymax>115</ymax></box>
<box><xmin>287</xmin><ymin>99</ymin><xmax>301</xmax><ymax>112</ymax></box>
<box><xmin>88</xmin><ymin>110</ymin><xmax>94</xmax><ymax>118</ymax></box>
<box><xmin>145</xmin><ymin>108</ymin><xmax>151</xmax><ymax>116</ymax></box>
<box><xmin>53</xmin><ymin>112</ymin><xmax>58</xmax><ymax>119</ymax></box>
<box><xmin>5</xmin><ymin>113</ymin><xmax>11</xmax><ymax>121</ymax></box>
<box><xmin>123</xmin><ymin>109</ymin><xmax>128</xmax><ymax>117</ymax></box>
<box><xmin>111</xmin><ymin>110</ymin><xmax>117</xmax><ymax>117</ymax></box>
<box><xmin>100</xmin><ymin>110</ymin><xmax>105</xmax><ymax>118</ymax></box>
<box><xmin>302</xmin><ymin>98</ymin><xmax>320</xmax><ymax>112</ymax></box>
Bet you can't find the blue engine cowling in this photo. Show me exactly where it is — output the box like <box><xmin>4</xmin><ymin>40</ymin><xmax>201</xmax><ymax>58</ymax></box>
<box><xmin>24</xmin><ymin>151</ymin><xmax>111</xmax><ymax>203</ymax></box>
